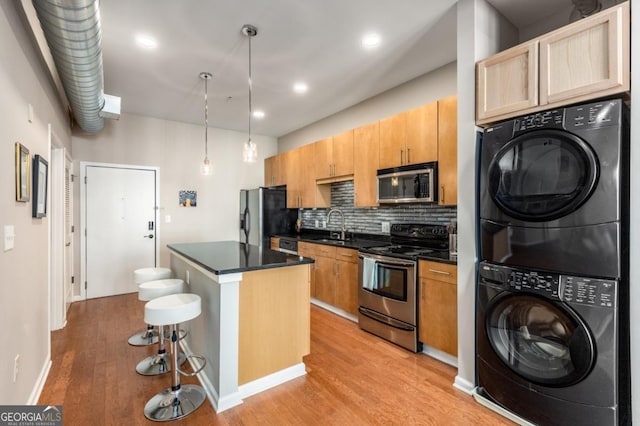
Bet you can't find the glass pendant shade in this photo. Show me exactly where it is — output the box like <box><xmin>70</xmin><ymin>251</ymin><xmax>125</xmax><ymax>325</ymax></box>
<box><xmin>243</xmin><ymin>139</ymin><xmax>258</xmax><ymax>163</ymax></box>
<box><xmin>200</xmin><ymin>156</ymin><xmax>212</xmax><ymax>175</ymax></box>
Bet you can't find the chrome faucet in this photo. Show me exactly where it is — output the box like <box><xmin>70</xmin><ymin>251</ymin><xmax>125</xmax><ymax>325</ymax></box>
<box><xmin>326</xmin><ymin>208</ymin><xmax>346</xmax><ymax>240</ymax></box>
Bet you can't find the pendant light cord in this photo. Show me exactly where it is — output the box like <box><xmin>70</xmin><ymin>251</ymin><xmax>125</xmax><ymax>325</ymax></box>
<box><xmin>248</xmin><ymin>30</ymin><xmax>252</xmax><ymax>142</ymax></box>
<box><xmin>204</xmin><ymin>75</ymin><xmax>209</xmax><ymax>157</ymax></box>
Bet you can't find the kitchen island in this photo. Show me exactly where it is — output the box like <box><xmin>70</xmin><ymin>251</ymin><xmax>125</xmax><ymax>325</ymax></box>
<box><xmin>167</xmin><ymin>241</ymin><xmax>314</xmax><ymax>413</ymax></box>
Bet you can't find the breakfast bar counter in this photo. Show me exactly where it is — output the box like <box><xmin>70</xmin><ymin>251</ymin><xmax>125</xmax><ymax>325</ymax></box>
<box><xmin>167</xmin><ymin>241</ymin><xmax>314</xmax><ymax>412</ymax></box>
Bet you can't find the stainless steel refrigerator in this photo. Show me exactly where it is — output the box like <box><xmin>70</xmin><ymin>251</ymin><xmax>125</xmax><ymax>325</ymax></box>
<box><xmin>239</xmin><ymin>187</ymin><xmax>298</xmax><ymax>248</ymax></box>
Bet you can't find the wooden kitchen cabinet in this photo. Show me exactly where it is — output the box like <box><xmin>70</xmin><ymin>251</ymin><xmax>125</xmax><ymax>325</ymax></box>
<box><xmin>353</xmin><ymin>121</ymin><xmax>379</xmax><ymax>207</ymax></box>
<box><xmin>313</xmin><ymin>244</ymin><xmax>337</xmax><ymax>306</ymax></box>
<box><xmin>418</xmin><ymin>260</ymin><xmax>457</xmax><ymax>356</ymax></box>
<box><xmin>298</xmin><ymin>241</ymin><xmax>317</xmax><ymax>297</ymax></box>
<box><xmin>476</xmin><ymin>2</ymin><xmax>629</xmax><ymax>125</ymax></box>
<box><xmin>301</xmin><ymin>242</ymin><xmax>359</xmax><ymax>315</ymax></box>
<box><xmin>287</xmin><ymin>144</ymin><xmax>322</xmax><ymax>208</ymax></box>
<box><xmin>315</xmin><ymin>131</ymin><xmax>354</xmax><ymax>181</ymax></box>
<box><xmin>437</xmin><ymin>95</ymin><xmax>457</xmax><ymax>206</ymax></box>
<box><xmin>379</xmin><ymin>101</ymin><xmax>438</xmax><ymax>169</ymax></box>
<box><xmin>264</xmin><ymin>153</ymin><xmax>287</xmax><ymax>187</ymax></box>
<box><xmin>270</xmin><ymin>237</ymin><xmax>280</xmax><ymax>251</ymax></box>
<box><xmin>334</xmin><ymin>247</ymin><xmax>359</xmax><ymax>315</ymax></box>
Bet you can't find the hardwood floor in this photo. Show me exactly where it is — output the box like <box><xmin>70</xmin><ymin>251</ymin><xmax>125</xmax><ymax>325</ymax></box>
<box><xmin>39</xmin><ymin>293</ymin><xmax>512</xmax><ymax>425</ymax></box>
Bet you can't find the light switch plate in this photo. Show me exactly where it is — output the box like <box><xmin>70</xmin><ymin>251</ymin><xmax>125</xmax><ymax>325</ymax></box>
<box><xmin>4</xmin><ymin>225</ymin><xmax>15</xmax><ymax>251</ymax></box>
<box><xmin>381</xmin><ymin>222</ymin><xmax>390</xmax><ymax>233</ymax></box>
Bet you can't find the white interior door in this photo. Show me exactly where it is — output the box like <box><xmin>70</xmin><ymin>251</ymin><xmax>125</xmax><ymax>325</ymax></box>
<box><xmin>85</xmin><ymin>165</ymin><xmax>157</xmax><ymax>299</ymax></box>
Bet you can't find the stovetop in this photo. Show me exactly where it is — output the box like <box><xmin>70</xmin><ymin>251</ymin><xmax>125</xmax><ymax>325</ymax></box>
<box><xmin>359</xmin><ymin>223</ymin><xmax>451</xmax><ymax>260</ymax></box>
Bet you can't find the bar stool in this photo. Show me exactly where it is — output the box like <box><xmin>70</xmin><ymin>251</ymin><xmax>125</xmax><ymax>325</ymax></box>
<box><xmin>128</xmin><ymin>267</ymin><xmax>172</xmax><ymax>346</ymax></box>
<box><xmin>136</xmin><ymin>279</ymin><xmax>187</xmax><ymax>376</ymax></box>
<box><xmin>143</xmin><ymin>293</ymin><xmax>207</xmax><ymax>421</ymax></box>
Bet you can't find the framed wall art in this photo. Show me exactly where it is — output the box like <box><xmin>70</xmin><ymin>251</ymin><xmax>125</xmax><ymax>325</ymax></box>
<box><xmin>15</xmin><ymin>142</ymin><xmax>30</xmax><ymax>202</ymax></box>
<box><xmin>32</xmin><ymin>155</ymin><xmax>48</xmax><ymax>218</ymax></box>
<box><xmin>179</xmin><ymin>190</ymin><xmax>197</xmax><ymax>207</ymax></box>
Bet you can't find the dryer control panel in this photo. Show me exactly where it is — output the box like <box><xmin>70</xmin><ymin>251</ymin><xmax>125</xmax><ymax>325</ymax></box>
<box><xmin>478</xmin><ymin>261</ymin><xmax>617</xmax><ymax>308</ymax></box>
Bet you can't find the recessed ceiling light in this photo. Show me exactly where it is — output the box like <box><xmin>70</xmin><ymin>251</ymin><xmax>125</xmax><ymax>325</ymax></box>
<box><xmin>361</xmin><ymin>33</ymin><xmax>381</xmax><ymax>49</ymax></box>
<box><xmin>253</xmin><ymin>110</ymin><xmax>265</xmax><ymax>119</ymax></box>
<box><xmin>135</xmin><ymin>34</ymin><xmax>158</xmax><ymax>49</ymax></box>
<box><xmin>293</xmin><ymin>82</ymin><xmax>308</xmax><ymax>94</ymax></box>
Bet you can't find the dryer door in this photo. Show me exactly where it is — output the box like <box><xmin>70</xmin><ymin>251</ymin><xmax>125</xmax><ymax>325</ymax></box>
<box><xmin>487</xmin><ymin>129</ymin><xmax>598</xmax><ymax>222</ymax></box>
<box><xmin>485</xmin><ymin>293</ymin><xmax>595</xmax><ymax>387</ymax></box>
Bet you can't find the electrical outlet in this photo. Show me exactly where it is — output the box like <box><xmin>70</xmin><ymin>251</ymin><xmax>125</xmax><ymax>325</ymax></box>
<box><xmin>4</xmin><ymin>225</ymin><xmax>15</xmax><ymax>251</ymax></box>
<box><xmin>185</xmin><ymin>270</ymin><xmax>190</xmax><ymax>285</ymax></box>
<box><xmin>13</xmin><ymin>354</ymin><xmax>19</xmax><ymax>382</ymax></box>
<box><xmin>381</xmin><ymin>222</ymin><xmax>390</xmax><ymax>233</ymax></box>
<box><xmin>322</xmin><ymin>220</ymin><xmax>326</xmax><ymax>228</ymax></box>
<box><xmin>314</xmin><ymin>219</ymin><xmax>319</xmax><ymax>227</ymax></box>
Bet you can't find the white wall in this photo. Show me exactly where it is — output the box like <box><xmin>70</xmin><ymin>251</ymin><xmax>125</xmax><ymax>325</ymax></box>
<box><xmin>278</xmin><ymin>61</ymin><xmax>457</xmax><ymax>151</ymax></box>
<box><xmin>0</xmin><ymin>2</ymin><xmax>71</xmax><ymax>404</ymax></box>
<box><xmin>72</xmin><ymin>113</ymin><xmax>276</xmax><ymax>289</ymax></box>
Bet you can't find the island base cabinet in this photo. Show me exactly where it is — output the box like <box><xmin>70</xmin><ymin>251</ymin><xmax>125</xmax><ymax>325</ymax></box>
<box><xmin>238</xmin><ymin>265</ymin><xmax>311</xmax><ymax>385</ymax></box>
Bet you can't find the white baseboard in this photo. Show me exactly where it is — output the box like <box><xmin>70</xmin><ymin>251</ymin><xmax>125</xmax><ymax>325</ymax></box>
<box><xmin>421</xmin><ymin>345</ymin><xmax>458</xmax><ymax>368</ymax></box>
<box><xmin>28</xmin><ymin>358</ymin><xmax>52</xmax><ymax>405</ymax></box>
<box><xmin>238</xmin><ymin>363</ymin><xmax>306</xmax><ymax>400</ymax></box>
<box><xmin>453</xmin><ymin>375</ymin><xmax>475</xmax><ymax>394</ymax></box>
<box><xmin>472</xmin><ymin>389</ymin><xmax>535</xmax><ymax>426</ymax></box>
<box><xmin>310</xmin><ymin>298</ymin><xmax>357</xmax><ymax>322</ymax></box>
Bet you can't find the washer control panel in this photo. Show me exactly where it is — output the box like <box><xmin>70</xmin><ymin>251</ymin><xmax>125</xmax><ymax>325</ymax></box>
<box><xmin>478</xmin><ymin>261</ymin><xmax>617</xmax><ymax>308</ymax></box>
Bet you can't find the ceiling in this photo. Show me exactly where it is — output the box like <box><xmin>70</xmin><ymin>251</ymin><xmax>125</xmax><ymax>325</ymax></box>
<box><xmin>99</xmin><ymin>0</ymin><xmax>458</xmax><ymax>138</ymax></box>
<box><xmin>97</xmin><ymin>0</ymin><xmax>576</xmax><ymax>138</ymax></box>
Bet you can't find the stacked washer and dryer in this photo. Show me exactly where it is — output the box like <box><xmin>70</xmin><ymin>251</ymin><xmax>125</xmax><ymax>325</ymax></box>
<box><xmin>476</xmin><ymin>99</ymin><xmax>631</xmax><ymax>425</ymax></box>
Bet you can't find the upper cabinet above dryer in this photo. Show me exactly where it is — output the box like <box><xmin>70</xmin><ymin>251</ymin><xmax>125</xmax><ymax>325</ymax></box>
<box><xmin>476</xmin><ymin>1</ymin><xmax>629</xmax><ymax>126</ymax></box>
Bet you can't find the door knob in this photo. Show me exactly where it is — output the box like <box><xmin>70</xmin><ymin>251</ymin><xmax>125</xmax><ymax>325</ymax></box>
<box><xmin>144</xmin><ymin>234</ymin><xmax>154</xmax><ymax>239</ymax></box>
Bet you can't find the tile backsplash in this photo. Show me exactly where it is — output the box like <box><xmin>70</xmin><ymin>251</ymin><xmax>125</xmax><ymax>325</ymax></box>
<box><xmin>300</xmin><ymin>180</ymin><xmax>457</xmax><ymax>235</ymax></box>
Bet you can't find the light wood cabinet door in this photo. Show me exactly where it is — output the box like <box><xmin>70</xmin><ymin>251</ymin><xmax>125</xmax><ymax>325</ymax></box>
<box><xmin>406</xmin><ymin>102</ymin><xmax>438</xmax><ymax>165</ymax></box>
<box><xmin>419</xmin><ymin>277</ymin><xmax>458</xmax><ymax>356</ymax></box>
<box><xmin>379</xmin><ymin>113</ymin><xmax>407</xmax><ymax>169</ymax></box>
<box><xmin>418</xmin><ymin>260</ymin><xmax>457</xmax><ymax>356</ymax></box>
<box><xmin>313</xmin><ymin>138</ymin><xmax>333</xmax><ymax>180</ymax></box>
<box><xmin>298</xmin><ymin>242</ymin><xmax>316</xmax><ymax>298</ymax></box>
<box><xmin>334</xmin><ymin>248</ymin><xmax>358</xmax><ymax>315</ymax></box>
<box><xmin>332</xmin><ymin>129</ymin><xmax>354</xmax><ymax>177</ymax></box>
<box><xmin>314</xmin><ymin>254</ymin><xmax>336</xmax><ymax>305</ymax></box>
<box><xmin>354</xmin><ymin>122</ymin><xmax>379</xmax><ymax>207</ymax></box>
<box><xmin>476</xmin><ymin>40</ymin><xmax>539</xmax><ymax>124</ymax></box>
<box><xmin>270</xmin><ymin>237</ymin><xmax>280</xmax><ymax>251</ymax></box>
<box><xmin>264</xmin><ymin>154</ymin><xmax>286</xmax><ymax>187</ymax></box>
<box><xmin>437</xmin><ymin>95</ymin><xmax>457</xmax><ymax>206</ymax></box>
<box><xmin>299</xmin><ymin>144</ymin><xmax>318</xmax><ymax>208</ymax></box>
<box><xmin>539</xmin><ymin>2</ymin><xmax>630</xmax><ymax>106</ymax></box>
<box><xmin>285</xmin><ymin>149</ymin><xmax>301</xmax><ymax>208</ymax></box>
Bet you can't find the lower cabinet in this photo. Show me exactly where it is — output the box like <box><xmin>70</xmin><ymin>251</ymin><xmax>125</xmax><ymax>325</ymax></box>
<box><xmin>418</xmin><ymin>260</ymin><xmax>458</xmax><ymax>356</ymax></box>
<box><xmin>299</xmin><ymin>242</ymin><xmax>359</xmax><ymax>315</ymax></box>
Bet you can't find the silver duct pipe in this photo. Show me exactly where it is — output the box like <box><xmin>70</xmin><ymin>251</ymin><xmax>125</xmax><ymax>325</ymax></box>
<box><xmin>32</xmin><ymin>0</ymin><xmax>105</xmax><ymax>133</ymax></box>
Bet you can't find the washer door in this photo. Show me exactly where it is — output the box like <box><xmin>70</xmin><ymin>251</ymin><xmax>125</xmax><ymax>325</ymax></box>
<box><xmin>488</xmin><ymin>129</ymin><xmax>599</xmax><ymax>222</ymax></box>
<box><xmin>486</xmin><ymin>293</ymin><xmax>595</xmax><ymax>387</ymax></box>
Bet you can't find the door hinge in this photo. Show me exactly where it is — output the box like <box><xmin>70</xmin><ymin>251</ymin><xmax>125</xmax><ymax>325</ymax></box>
<box><xmin>71</xmin><ymin>225</ymin><xmax>74</xmax><ymax>233</ymax></box>
<box><xmin>84</xmin><ymin>281</ymin><xmax>87</xmax><ymax>290</ymax></box>
<box><xmin>84</xmin><ymin>176</ymin><xmax>87</xmax><ymax>184</ymax></box>
<box><xmin>71</xmin><ymin>174</ymin><xmax>75</xmax><ymax>182</ymax></box>
<box><xmin>71</xmin><ymin>276</ymin><xmax>75</xmax><ymax>284</ymax></box>
<box><xmin>84</xmin><ymin>228</ymin><xmax>87</xmax><ymax>237</ymax></box>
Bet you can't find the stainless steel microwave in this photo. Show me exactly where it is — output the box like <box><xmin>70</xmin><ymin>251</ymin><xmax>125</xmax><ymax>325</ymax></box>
<box><xmin>376</xmin><ymin>162</ymin><xmax>438</xmax><ymax>204</ymax></box>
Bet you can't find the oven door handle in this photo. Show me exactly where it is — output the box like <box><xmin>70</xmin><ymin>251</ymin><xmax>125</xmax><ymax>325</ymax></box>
<box><xmin>358</xmin><ymin>307</ymin><xmax>415</xmax><ymax>331</ymax></box>
<box><xmin>358</xmin><ymin>254</ymin><xmax>415</xmax><ymax>268</ymax></box>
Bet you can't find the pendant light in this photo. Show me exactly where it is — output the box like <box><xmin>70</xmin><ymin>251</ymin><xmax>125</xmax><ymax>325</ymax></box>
<box><xmin>242</xmin><ymin>24</ymin><xmax>258</xmax><ymax>163</ymax></box>
<box><xmin>200</xmin><ymin>71</ymin><xmax>213</xmax><ymax>175</ymax></box>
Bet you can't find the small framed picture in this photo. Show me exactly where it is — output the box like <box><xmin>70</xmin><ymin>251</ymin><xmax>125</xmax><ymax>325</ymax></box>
<box><xmin>32</xmin><ymin>155</ymin><xmax>48</xmax><ymax>218</ymax></box>
<box><xmin>179</xmin><ymin>190</ymin><xmax>197</xmax><ymax>207</ymax></box>
<box><xmin>15</xmin><ymin>142</ymin><xmax>30</xmax><ymax>202</ymax></box>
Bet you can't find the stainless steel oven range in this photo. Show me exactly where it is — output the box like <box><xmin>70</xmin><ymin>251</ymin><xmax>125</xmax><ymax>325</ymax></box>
<box><xmin>358</xmin><ymin>223</ymin><xmax>449</xmax><ymax>352</ymax></box>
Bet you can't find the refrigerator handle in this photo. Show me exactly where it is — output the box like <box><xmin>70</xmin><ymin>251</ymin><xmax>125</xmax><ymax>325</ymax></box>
<box><xmin>243</xmin><ymin>207</ymin><xmax>250</xmax><ymax>243</ymax></box>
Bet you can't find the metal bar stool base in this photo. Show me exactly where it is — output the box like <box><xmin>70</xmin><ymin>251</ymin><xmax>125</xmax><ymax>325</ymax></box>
<box><xmin>144</xmin><ymin>385</ymin><xmax>206</xmax><ymax>421</ymax></box>
<box><xmin>136</xmin><ymin>352</ymin><xmax>187</xmax><ymax>376</ymax></box>
<box><xmin>128</xmin><ymin>329</ymin><xmax>159</xmax><ymax>346</ymax></box>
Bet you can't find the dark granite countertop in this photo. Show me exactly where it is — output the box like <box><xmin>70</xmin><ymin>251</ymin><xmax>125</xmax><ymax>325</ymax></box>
<box><xmin>274</xmin><ymin>231</ymin><xmax>457</xmax><ymax>265</ymax></box>
<box><xmin>167</xmin><ymin>241</ymin><xmax>314</xmax><ymax>275</ymax></box>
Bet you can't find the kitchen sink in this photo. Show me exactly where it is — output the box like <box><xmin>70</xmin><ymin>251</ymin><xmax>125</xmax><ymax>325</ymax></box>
<box><xmin>314</xmin><ymin>238</ymin><xmax>346</xmax><ymax>245</ymax></box>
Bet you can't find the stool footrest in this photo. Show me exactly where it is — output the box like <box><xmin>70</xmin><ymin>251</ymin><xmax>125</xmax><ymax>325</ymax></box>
<box><xmin>178</xmin><ymin>355</ymin><xmax>206</xmax><ymax>377</ymax></box>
